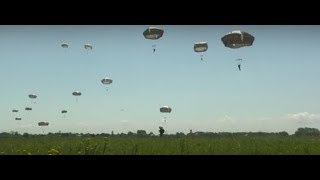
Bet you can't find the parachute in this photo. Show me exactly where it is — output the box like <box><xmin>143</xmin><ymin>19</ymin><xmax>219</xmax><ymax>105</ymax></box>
<box><xmin>25</xmin><ymin>107</ymin><xmax>32</xmax><ymax>111</ymax></box>
<box><xmin>101</xmin><ymin>77</ymin><xmax>113</xmax><ymax>92</ymax></box>
<box><xmin>72</xmin><ymin>91</ymin><xmax>81</xmax><ymax>96</ymax></box>
<box><xmin>38</xmin><ymin>122</ymin><xmax>49</xmax><ymax>134</ymax></box>
<box><xmin>143</xmin><ymin>26</ymin><xmax>164</xmax><ymax>53</ymax></box>
<box><xmin>28</xmin><ymin>94</ymin><xmax>37</xmax><ymax>104</ymax></box>
<box><xmin>72</xmin><ymin>91</ymin><xmax>82</xmax><ymax>102</ymax></box>
<box><xmin>84</xmin><ymin>44</ymin><xmax>93</xmax><ymax>50</ymax></box>
<box><xmin>12</xmin><ymin>109</ymin><xmax>19</xmax><ymax>118</ymax></box>
<box><xmin>29</xmin><ymin>94</ymin><xmax>37</xmax><ymax>99</ymax></box>
<box><xmin>38</xmin><ymin>122</ymin><xmax>49</xmax><ymax>126</ymax></box>
<box><xmin>15</xmin><ymin>117</ymin><xmax>22</xmax><ymax>121</ymax></box>
<box><xmin>194</xmin><ymin>42</ymin><xmax>208</xmax><ymax>61</ymax></box>
<box><xmin>160</xmin><ymin>106</ymin><xmax>172</xmax><ymax>122</ymax></box>
<box><xmin>160</xmin><ymin>106</ymin><xmax>172</xmax><ymax>113</ymax></box>
<box><xmin>221</xmin><ymin>30</ymin><xmax>254</xmax><ymax>70</ymax></box>
<box><xmin>61</xmin><ymin>110</ymin><xmax>67</xmax><ymax>118</ymax></box>
<box><xmin>221</xmin><ymin>30</ymin><xmax>254</xmax><ymax>49</ymax></box>
<box><xmin>61</xmin><ymin>43</ymin><xmax>69</xmax><ymax>48</ymax></box>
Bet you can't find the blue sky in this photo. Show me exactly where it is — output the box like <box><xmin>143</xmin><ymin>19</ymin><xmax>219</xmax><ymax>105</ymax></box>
<box><xmin>0</xmin><ymin>25</ymin><xmax>320</xmax><ymax>134</ymax></box>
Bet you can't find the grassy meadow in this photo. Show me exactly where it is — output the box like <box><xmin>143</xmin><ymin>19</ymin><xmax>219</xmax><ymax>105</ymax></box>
<box><xmin>1</xmin><ymin>136</ymin><xmax>320</xmax><ymax>155</ymax></box>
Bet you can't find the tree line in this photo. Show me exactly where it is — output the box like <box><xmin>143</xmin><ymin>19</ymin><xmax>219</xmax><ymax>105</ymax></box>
<box><xmin>1</xmin><ymin>127</ymin><xmax>319</xmax><ymax>138</ymax></box>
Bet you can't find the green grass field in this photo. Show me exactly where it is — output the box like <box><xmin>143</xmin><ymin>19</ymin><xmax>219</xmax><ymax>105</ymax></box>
<box><xmin>1</xmin><ymin>136</ymin><xmax>320</xmax><ymax>155</ymax></box>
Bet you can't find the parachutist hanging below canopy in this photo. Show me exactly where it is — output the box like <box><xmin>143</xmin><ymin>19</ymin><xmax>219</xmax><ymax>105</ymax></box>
<box><xmin>28</xmin><ymin>94</ymin><xmax>37</xmax><ymax>104</ymax></box>
<box><xmin>143</xmin><ymin>27</ymin><xmax>164</xmax><ymax>53</ymax></box>
<box><xmin>160</xmin><ymin>106</ymin><xmax>172</xmax><ymax>122</ymax></box>
<box><xmin>72</xmin><ymin>91</ymin><xmax>82</xmax><ymax>102</ymax></box>
<box><xmin>236</xmin><ymin>58</ymin><xmax>242</xmax><ymax>71</ymax></box>
<box><xmin>194</xmin><ymin>42</ymin><xmax>208</xmax><ymax>61</ymax></box>
<box><xmin>101</xmin><ymin>77</ymin><xmax>113</xmax><ymax>92</ymax></box>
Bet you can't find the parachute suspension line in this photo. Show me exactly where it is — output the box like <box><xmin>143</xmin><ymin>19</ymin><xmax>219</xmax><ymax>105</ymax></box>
<box><xmin>30</xmin><ymin>99</ymin><xmax>36</xmax><ymax>104</ymax></box>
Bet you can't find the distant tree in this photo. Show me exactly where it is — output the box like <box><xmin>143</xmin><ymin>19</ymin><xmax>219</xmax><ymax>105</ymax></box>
<box><xmin>100</xmin><ymin>133</ymin><xmax>110</xmax><ymax>137</ymax></box>
<box><xmin>0</xmin><ymin>132</ymin><xmax>10</xmax><ymax>137</ymax></box>
<box><xmin>195</xmin><ymin>131</ymin><xmax>205</xmax><ymax>136</ymax></box>
<box><xmin>22</xmin><ymin>133</ymin><xmax>29</xmax><ymax>138</ymax></box>
<box><xmin>128</xmin><ymin>131</ymin><xmax>135</xmax><ymax>136</ymax></box>
<box><xmin>10</xmin><ymin>131</ymin><xmax>18</xmax><ymax>136</ymax></box>
<box><xmin>137</xmin><ymin>130</ymin><xmax>147</xmax><ymax>136</ymax></box>
<box><xmin>278</xmin><ymin>131</ymin><xmax>289</xmax><ymax>136</ymax></box>
<box><xmin>187</xmin><ymin>129</ymin><xmax>194</xmax><ymax>136</ymax></box>
<box><xmin>176</xmin><ymin>132</ymin><xmax>185</xmax><ymax>136</ymax></box>
<box><xmin>294</xmin><ymin>127</ymin><xmax>320</xmax><ymax>136</ymax></box>
<box><xmin>148</xmin><ymin>132</ymin><xmax>154</xmax><ymax>136</ymax></box>
<box><xmin>61</xmin><ymin>133</ymin><xmax>69</xmax><ymax>137</ymax></box>
<box><xmin>159</xmin><ymin>127</ymin><xmax>165</xmax><ymax>137</ymax></box>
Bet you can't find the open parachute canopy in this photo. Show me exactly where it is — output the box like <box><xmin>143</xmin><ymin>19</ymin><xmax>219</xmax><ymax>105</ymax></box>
<box><xmin>12</xmin><ymin>109</ymin><xmax>18</xmax><ymax>113</ymax></box>
<box><xmin>84</xmin><ymin>44</ymin><xmax>93</xmax><ymax>50</ymax></box>
<box><xmin>38</xmin><ymin>122</ymin><xmax>49</xmax><ymax>126</ymax></box>
<box><xmin>61</xmin><ymin>43</ymin><xmax>69</xmax><ymax>48</ymax></box>
<box><xmin>221</xmin><ymin>30</ymin><xmax>254</xmax><ymax>49</ymax></box>
<box><xmin>61</xmin><ymin>110</ymin><xmax>68</xmax><ymax>114</ymax></box>
<box><xmin>160</xmin><ymin>106</ymin><xmax>172</xmax><ymax>113</ymax></box>
<box><xmin>143</xmin><ymin>27</ymin><xmax>164</xmax><ymax>40</ymax></box>
<box><xmin>72</xmin><ymin>91</ymin><xmax>82</xmax><ymax>96</ymax></box>
<box><xmin>15</xmin><ymin>117</ymin><xmax>22</xmax><ymax>120</ymax></box>
<box><xmin>25</xmin><ymin>107</ymin><xmax>32</xmax><ymax>111</ymax></box>
<box><xmin>101</xmin><ymin>77</ymin><xmax>113</xmax><ymax>85</ymax></box>
<box><xmin>28</xmin><ymin>94</ymin><xmax>37</xmax><ymax>99</ymax></box>
<box><xmin>194</xmin><ymin>42</ymin><xmax>208</xmax><ymax>52</ymax></box>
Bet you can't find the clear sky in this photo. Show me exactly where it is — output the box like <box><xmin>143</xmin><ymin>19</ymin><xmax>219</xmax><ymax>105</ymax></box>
<box><xmin>1</xmin><ymin>25</ymin><xmax>320</xmax><ymax>135</ymax></box>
